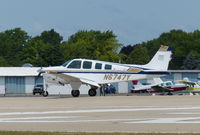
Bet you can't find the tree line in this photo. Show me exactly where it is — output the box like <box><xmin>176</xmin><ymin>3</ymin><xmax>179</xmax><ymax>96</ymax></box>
<box><xmin>120</xmin><ymin>29</ymin><xmax>200</xmax><ymax>70</ymax></box>
<box><xmin>0</xmin><ymin>28</ymin><xmax>200</xmax><ymax>70</ymax></box>
<box><xmin>0</xmin><ymin>28</ymin><xmax>121</xmax><ymax>67</ymax></box>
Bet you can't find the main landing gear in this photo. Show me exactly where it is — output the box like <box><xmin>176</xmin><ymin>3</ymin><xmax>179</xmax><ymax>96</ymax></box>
<box><xmin>88</xmin><ymin>88</ymin><xmax>97</xmax><ymax>97</ymax></box>
<box><xmin>70</xmin><ymin>82</ymin><xmax>98</xmax><ymax>97</ymax></box>
<box><xmin>71</xmin><ymin>87</ymin><xmax>97</xmax><ymax>97</ymax></box>
<box><xmin>71</xmin><ymin>90</ymin><xmax>80</xmax><ymax>97</ymax></box>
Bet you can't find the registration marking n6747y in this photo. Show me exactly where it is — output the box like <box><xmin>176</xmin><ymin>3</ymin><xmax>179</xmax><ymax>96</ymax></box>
<box><xmin>104</xmin><ymin>74</ymin><xmax>131</xmax><ymax>80</ymax></box>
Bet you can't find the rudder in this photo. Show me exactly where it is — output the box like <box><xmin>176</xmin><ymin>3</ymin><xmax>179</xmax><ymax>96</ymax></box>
<box><xmin>143</xmin><ymin>45</ymin><xmax>172</xmax><ymax>70</ymax></box>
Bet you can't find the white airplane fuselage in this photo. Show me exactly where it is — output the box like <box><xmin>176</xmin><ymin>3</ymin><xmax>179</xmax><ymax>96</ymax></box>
<box><xmin>39</xmin><ymin>45</ymin><xmax>172</xmax><ymax>97</ymax></box>
<box><xmin>43</xmin><ymin>63</ymin><xmax>169</xmax><ymax>85</ymax></box>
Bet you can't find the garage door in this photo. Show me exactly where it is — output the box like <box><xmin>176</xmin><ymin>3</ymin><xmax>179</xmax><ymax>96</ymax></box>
<box><xmin>5</xmin><ymin>77</ymin><xmax>25</xmax><ymax>94</ymax></box>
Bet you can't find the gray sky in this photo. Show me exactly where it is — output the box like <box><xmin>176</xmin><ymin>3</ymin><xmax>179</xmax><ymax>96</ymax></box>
<box><xmin>0</xmin><ymin>0</ymin><xmax>200</xmax><ymax>45</ymax></box>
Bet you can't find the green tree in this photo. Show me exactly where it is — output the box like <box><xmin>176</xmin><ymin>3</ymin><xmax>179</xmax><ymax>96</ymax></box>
<box><xmin>0</xmin><ymin>28</ymin><xmax>30</xmax><ymax>66</ymax></box>
<box><xmin>0</xmin><ymin>56</ymin><xmax>9</xmax><ymax>66</ymax></box>
<box><xmin>20</xmin><ymin>29</ymin><xmax>64</xmax><ymax>67</ymax></box>
<box><xmin>182</xmin><ymin>52</ymin><xmax>200</xmax><ymax>70</ymax></box>
<box><xmin>121</xmin><ymin>29</ymin><xmax>200</xmax><ymax>69</ymax></box>
<box><xmin>62</xmin><ymin>30</ymin><xmax>121</xmax><ymax>62</ymax></box>
<box><xmin>20</xmin><ymin>39</ymin><xmax>45</xmax><ymax>66</ymax></box>
<box><xmin>61</xmin><ymin>40</ymin><xmax>88</xmax><ymax>60</ymax></box>
<box><xmin>21</xmin><ymin>38</ymin><xmax>64</xmax><ymax>67</ymax></box>
<box><xmin>37</xmin><ymin>29</ymin><xmax>63</xmax><ymax>45</ymax></box>
<box><xmin>127</xmin><ymin>45</ymin><xmax>149</xmax><ymax>64</ymax></box>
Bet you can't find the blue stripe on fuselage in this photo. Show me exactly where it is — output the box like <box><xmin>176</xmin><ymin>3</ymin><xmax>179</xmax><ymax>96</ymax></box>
<box><xmin>56</xmin><ymin>71</ymin><xmax>169</xmax><ymax>75</ymax></box>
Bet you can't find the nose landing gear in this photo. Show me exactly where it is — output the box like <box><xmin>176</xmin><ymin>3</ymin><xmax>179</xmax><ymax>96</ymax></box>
<box><xmin>42</xmin><ymin>91</ymin><xmax>49</xmax><ymax>97</ymax></box>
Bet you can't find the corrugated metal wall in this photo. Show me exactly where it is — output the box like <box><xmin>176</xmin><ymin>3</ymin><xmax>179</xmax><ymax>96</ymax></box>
<box><xmin>35</xmin><ymin>76</ymin><xmax>43</xmax><ymax>84</ymax></box>
<box><xmin>5</xmin><ymin>77</ymin><xmax>25</xmax><ymax>94</ymax></box>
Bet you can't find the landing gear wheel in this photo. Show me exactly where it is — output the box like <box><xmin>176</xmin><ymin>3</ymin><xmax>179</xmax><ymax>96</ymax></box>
<box><xmin>167</xmin><ymin>92</ymin><xmax>173</xmax><ymax>96</ymax></box>
<box><xmin>88</xmin><ymin>88</ymin><xmax>97</xmax><ymax>96</ymax></box>
<box><xmin>71</xmin><ymin>90</ymin><xmax>80</xmax><ymax>97</ymax></box>
<box><xmin>42</xmin><ymin>91</ymin><xmax>49</xmax><ymax>97</ymax></box>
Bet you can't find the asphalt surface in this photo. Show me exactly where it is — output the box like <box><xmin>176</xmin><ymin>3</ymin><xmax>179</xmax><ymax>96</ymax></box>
<box><xmin>0</xmin><ymin>95</ymin><xmax>200</xmax><ymax>133</ymax></box>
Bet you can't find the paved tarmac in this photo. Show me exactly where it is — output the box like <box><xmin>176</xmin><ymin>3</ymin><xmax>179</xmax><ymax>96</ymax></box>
<box><xmin>0</xmin><ymin>95</ymin><xmax>200</xmax><ymax>133</ymax></box>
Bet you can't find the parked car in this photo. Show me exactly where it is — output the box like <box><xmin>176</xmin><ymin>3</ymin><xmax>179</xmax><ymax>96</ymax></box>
<box><xmin>33</xmin><ymin>84</ymin><xmax>48</xmax><ymax>97</ymax></box>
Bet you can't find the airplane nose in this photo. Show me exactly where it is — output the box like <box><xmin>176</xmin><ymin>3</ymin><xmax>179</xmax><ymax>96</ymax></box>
<box><xmin>37</xmin><ymin>67</ymin><xmax>46</xmax><ymax>73</ymax></box>
<box><xmin>37</xmin><ymin>68</ymin><xmax>45</xmax><ymax>77</ymax></box>
<box><xmin>37</xmin><ymin>67</ymin><xmax>43</xmax><ymax>73</ymax></box>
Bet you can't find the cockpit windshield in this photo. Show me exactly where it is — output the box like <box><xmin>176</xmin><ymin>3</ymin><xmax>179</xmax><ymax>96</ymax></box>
<box><xmin>62</xmin><ymin>60</ymin><xmax>72</xmax><ymax>67</ymax></box>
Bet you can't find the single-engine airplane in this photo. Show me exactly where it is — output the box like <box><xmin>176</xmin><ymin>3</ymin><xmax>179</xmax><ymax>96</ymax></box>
<box><xmin>151</xmin><ymin>81</ymin><xmax>188</xmax><ymax>95</ymax></box>
<box><xmin>38</xmin><ymin>45</ymin><xmax>172</xmax><ymax>97</ymax></box>
<box><xmin>178</xmin><ymin>78</ymin><xmax>200</xmax><ymax>94</ymax></box>
<box><xmin>131</xmin><ymin>78</ymin><xmax>187</xmax><ymax>95</ymax></box>
<box><xmin>131</xmin><ymin>78</ymin><xmax>163</xmax><ymax>93</ymax></box>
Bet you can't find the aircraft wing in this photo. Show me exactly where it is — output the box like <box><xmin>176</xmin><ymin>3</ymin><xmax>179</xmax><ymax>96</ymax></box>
<box><xmin>178</xmin><ymin>80</ymin><xmax>195</xmax><ymax>87</ymax></box>
<box><xmin>80</xmin><ymin>78</ymin><xmax>100</xmax><ymax>88</ymax></box>
<box><xmin>151</xmin><ymin>85</ymin><xmax>172</xmax><ymax>92</ymax></box>
<box><xmin>50</xmin><ymin>73</ymin><xmax>100</xmax><ymax>88</ymax></box>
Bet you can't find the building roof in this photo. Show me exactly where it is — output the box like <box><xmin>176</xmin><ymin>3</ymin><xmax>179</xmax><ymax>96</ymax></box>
<box><xmin>0</xmin><ymin>67</ymin><xmax>40</xmax><ymax>76</ymax></box>
<box><xmin>169</xmin><ymin>70</ymin><xmax>200</xmax><ymax>73</ymax></box>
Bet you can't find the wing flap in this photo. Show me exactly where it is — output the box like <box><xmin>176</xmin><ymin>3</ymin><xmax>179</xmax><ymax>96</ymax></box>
<box><xmin>80</xmin><ymin>78</ymin><xmax>100</xmax><ymax>88</ymax></box>
<box><xmin>48</xmin><ymin>73</ymin><xmax>100</xmax><ymax>88</ymax></box>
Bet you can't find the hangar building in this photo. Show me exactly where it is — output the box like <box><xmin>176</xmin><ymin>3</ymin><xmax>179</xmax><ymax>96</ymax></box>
<box><xmin>0</xmin><ymin>67</ymin><xmax>40</xmax><ymax>95</ymax></box>
<box><xmin>0</xmin><ymin>67</ymin><xmax>94</xmax><ymax>95</ymax></box>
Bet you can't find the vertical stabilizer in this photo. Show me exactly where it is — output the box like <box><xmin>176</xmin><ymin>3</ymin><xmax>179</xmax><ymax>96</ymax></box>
<box><xmin>143</xmin><ymin>45</ymin><xmax>172</xmax><ymax>70</ymax></box>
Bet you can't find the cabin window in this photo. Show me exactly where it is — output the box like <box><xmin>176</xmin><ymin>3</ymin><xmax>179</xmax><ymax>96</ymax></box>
<box><xmin>95</xmin><ymin>63</ymin><xmax>102</xmax><ymax>69</ymax></box>
<box><xmin>160</xmin><ymin>83</ymin><xmax>164</xmax><ymax>87</ymax></box>
<box><xmin>83</xmin><ymin>61</ymin><xmax>92</xmax><ymax>69</ymax></box>
<box><xmin>62</xmin><ymin>60</ymin><xmax>72</xmax><ymax>67</ymax></box>
<box><xmin>67</xmin><ymin>60</ymin><xmax>81</xmax><ymax>69</ymax></box>
<box><xmin>166</xmin><ymin>82</ymin><xmax>171</xmax><ymax>86</ymax></box>
<box><xmin>105</xmin><ymin>64</ymin><xmax>112</xmax><ymax>70</ymax></box>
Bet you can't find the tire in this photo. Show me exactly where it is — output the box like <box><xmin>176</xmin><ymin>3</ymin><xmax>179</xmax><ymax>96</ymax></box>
<box><xmin>42</xmin><ymin>91</ymin><xmax>49</xmax><ymax>97</ymax></box>
<box><xmin>88</xmin><ymin>88</ymin><xmax>97</xmax><ymax>97</ymax></box>
<box><xmin>167</xmin><ymin>92</ymin><xmax>173</xmax><ymax>96</ymax></box>
<box><xmin>71</xmin><ymin>90</ymin><xmax>80</xmax><ymax>97</ymax></box>
<box><xmin>33</xmin><ymin>92</ymin><xmax>35</xmax><ymax>95</ymax></box>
